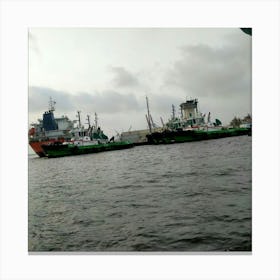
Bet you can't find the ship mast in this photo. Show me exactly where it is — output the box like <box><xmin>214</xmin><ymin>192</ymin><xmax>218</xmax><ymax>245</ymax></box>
<box><xmin>49</xmin><ymin>97</ymin><xmax>56</xmax><ymax>112</ymax></box>
<box><xmin>160</xmin><ymin>117</ymin><xmax>165</xmax><ymax>128</ymax></box>
<box><xmin>145</xmin><ymin>114</ymin><xmax>152</xmax><ymax>133</ymax></box>
<box><xmin>150</xmin><ymin>115</ymin><xmax>156</xmax><ymax>129</ymax></box>
<box><xmin>207</xmin><ymin>112</ymin><xmax>211</xmax><ymax>124</ymax></box>
<box><xmin>172</xmin><ymin>104</ymin><xmax>175</xmax><ymax>120</ymax></box>
<box><xmin>76</xmin><ymin>111</ymin><xmax>81</xmax><ymax>128</ymax></box>
<box><xmin>86</xmin><ymin>114</ymin><xmax>91</xmax><ymax>129</ymax></box>
<box><xmin>146</xmin><ymin>96</ymin><xmax>152</xmax><ymax>133</ymax></box>
<box><xmin>94</xmin><ymin>112</ymin><xmax>98</xmax><ymax>130</ymax></box>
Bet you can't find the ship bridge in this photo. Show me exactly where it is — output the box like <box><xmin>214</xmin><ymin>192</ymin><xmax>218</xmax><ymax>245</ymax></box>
<box><xmin>180</xmin><ymin>98</ymin><xmax>204</xmax><ymax>126</ymax></box>
<box><xmin>180</xmin><ymin>98</ymin><xmax>198</xmax><ymax>119</ymax></box>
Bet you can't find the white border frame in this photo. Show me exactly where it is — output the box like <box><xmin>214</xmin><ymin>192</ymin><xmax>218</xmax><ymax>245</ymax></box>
<box><xmin>1</xmin><ymin>1</ymin><xmax>279</xmax><ymax>279</ymax></box>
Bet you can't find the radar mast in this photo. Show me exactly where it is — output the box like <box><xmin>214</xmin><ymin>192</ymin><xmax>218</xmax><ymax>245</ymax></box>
<box><xmin>49</xmin><ymin>97</ymin><xmax>56</xmax><ymax>112</ymax></box>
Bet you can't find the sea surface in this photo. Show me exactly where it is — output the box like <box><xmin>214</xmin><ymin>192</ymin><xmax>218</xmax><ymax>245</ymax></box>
<box><xmin>28</xmin><ymin>136</ymin><xmax>251</xmax><ymax>252</ymax></box>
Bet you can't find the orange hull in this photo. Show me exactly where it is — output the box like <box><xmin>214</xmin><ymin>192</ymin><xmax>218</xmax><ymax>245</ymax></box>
<box><xmin>29</xmin><ymin>139</ymin><xmax>64</xmax><ymax>157</ymax></box>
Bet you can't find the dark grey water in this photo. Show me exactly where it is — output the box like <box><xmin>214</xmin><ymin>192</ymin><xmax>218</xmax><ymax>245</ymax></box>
<box><xmin>28</xmin><ymin>136</ymin><xmax>251</xmax><ymax>252</ymax></box>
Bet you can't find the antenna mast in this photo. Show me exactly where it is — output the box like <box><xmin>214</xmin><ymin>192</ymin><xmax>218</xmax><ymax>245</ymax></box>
<box><xmin>172</xmin><ymin>104</ymin><xmax>175</xmax><ymax>119</ymax></box>
<box><xmin>49</xmin><ymin>97</ymin><xmax>56</xmax><ymax>112</ymax></box>
<box><xmin>207</xmin><ymin>112</ymin><xmax>211</xmax><ymax>123</ymax></box>
<box><xmin>76</xmin><ymin>111</ymin><xmax>81</xmax><ymax>128</ymax></box>
<box><xmin>94</xmin><ymin>112</ymin><xmax>98</xmax><ymax>129</ymax></box>
<box><xmin>86</xmin><ymin>115</ymin><xmax>91</xmax><ymax>128</ymax></box>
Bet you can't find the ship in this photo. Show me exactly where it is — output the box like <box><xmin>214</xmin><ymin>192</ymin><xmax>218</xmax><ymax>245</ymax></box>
<box><xmin>41</xmin><ymin>139</ymin><xmax>133</xmax><ymax>158</ymax></box>
<box><xmin>29</xmin><ymin>98</ymin><xmax>134</xmax><ymax>157</ymax></box>
<box><xmin>29</xmin><ymin>98</ymin><xmax>75</xmax><ymax>157</ymax></box>
<box><xmin>146</xmin><ymin>98</ymin><xmax>251</xmax><ymax>144</ymax></box>
<box><xmin>41</xmin><ymin>122</ymin><xmax>134</xmax><ymax>158</ymax></box>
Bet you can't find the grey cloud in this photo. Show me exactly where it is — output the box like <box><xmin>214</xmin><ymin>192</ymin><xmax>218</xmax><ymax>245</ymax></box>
<box><xmin>159</xmin><ymin>33</ymin><xmax>251</xmax><ymax>124</ymax></box>
<box><xmin>148</xmin><ymin>94</ymin><xmax>182</xmax><ymax>115</ymax></box>
<box><xmin>165</xmin><ymin>38</ymin><xmax>251</xmax><ymax>100</ymax></box>
<box><xmin>110</xmin><ymin>66</ymin><xmax>139</xmax><ymax>87</ymax></box>
<box><xmin>75</xmin><ymin>90</ymin><xmax>142</xmax><ymax>113</ymax></box>
<box><xmin>29</xmin><ymin>86</ymin><xmax>142</xmax><ymax>118</ymax></box>
<box><xmin>29</xmin><ymin>86</ymin><xmax>75</xmax><ymax>113</ymax></box>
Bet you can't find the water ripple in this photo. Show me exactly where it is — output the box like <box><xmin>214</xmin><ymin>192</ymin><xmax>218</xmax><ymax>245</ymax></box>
<box><xmin>29</xmin><ymin>136</ymin><xmax>251</xmax><ymax>252</ymax></box>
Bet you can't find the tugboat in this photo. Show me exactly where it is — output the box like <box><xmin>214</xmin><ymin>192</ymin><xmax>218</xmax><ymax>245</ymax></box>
<box><xmin>146</xmin><ymin>97</ymin><xmax>250</xmax><ymax>144</ymax></box>
<box><xmin>41</xmin><ymin>138</ymin><xmax>133</xmax><ymax>158</ymax></box>
<box><xmin>40</xmin><ymin>107</ymin><xmax>133</xmax><ymax>158</ymax></box>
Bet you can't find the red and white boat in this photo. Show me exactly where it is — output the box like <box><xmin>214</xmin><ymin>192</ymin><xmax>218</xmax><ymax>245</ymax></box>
<box><xmin>29</xmin><ymin>98</ymin><xmax>75</xmax><ymax>157</ymax></box>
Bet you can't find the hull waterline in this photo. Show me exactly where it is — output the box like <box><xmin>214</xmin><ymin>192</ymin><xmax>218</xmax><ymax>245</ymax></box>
<box><xmin>146</xmin><ymin>128</ymin><xmax>251</xmax><ymax>144</ymax></box>
<box><xmin>41</xmin><ymin>141</ymin><xmax>134</xmax><ymax>158</ymax></box>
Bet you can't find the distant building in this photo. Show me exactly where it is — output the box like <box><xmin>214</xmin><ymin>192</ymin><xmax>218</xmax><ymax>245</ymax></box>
<box><xmin>120</xmin><ymin>129</ymin><xmax>149</xmax><ymax>144</ymax></box>
<box><xmin>121</xmin><ymin>128</ymin><xmax>162</xmax><ymax>144</ymax></box>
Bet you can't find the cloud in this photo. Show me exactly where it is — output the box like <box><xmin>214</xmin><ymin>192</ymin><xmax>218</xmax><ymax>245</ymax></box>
<box><xmin>161</xmin><ymin>34</ymin><xmax>251</xmax><ymax>123</ymax></box>
<box><xmin>110</xmin><ymin>66</ymin><xmax>139</xmax><ymax>87</ymax></box>
<box><xmin>165</xmin><ymin>37</ymin><xmax>251</xmax><ymax>100</ymax></box>
<box><xmin>29</xmin><ymin>86</ymin><xmax>143</xmax><ymax>118</ymax></box>
<box><xmin>75</xmin><ymin>90</ymin><xmax>142</xmax><ymax>113</ymax></box>
<box><xmin>29</xmin><ymin>31</ymin><xmax>252</xmax><ymax>129</ymax></box>
<box><xmin>29</xmin><ymin>86</ymin><xmax>75</xmax><ymax>114</ymax></box>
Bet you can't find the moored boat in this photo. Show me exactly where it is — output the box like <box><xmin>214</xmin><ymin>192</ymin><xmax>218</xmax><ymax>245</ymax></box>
<box><xmin>146</xmin><ymin>97</ymin><xmax>251</xmax><ymax>144</ymax></box>
<box><xmin>29</xmin><ymin>97</ymin><xmax>131</xmax><ymax>157</ymax></box>
<box><xmin>29</xmin><ymin>98</ymin><xmax>74</xmax><ymax>157</ymax></box>
<box><xmin>41</xmin><ymin>139</ymin><xmax>134</xmax><ymax>158</ymax></box>
<box><xmin>146</xmin><ymin>127</ymin><xmax>250</xmax><ymax>144</ymax></box>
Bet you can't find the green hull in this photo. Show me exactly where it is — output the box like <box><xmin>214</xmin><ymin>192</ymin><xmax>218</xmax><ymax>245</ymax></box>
<box><xmin>146</xmin><ymin>128</ymin><xmax>251</xmax><ymax>144</ymax></box>
<box><xmin>41</xmin><ymin>141</ymin><xmax>134</xmax><ymax>158</ymax></box>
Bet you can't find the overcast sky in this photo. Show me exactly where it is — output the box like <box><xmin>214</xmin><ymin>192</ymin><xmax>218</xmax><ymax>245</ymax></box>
<box><xmin>29</xmin><ymin>28</ymin><xmax>251</xmax><ymax>136</ymax></box>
